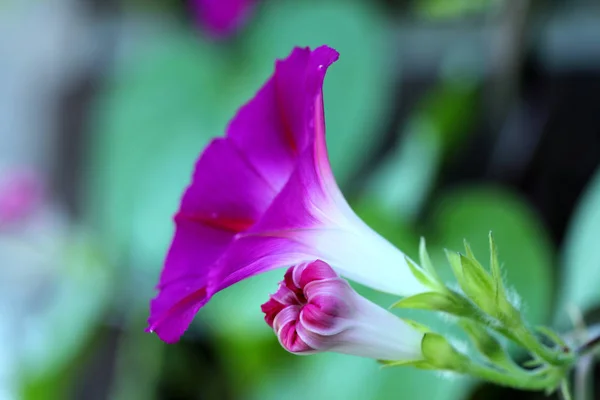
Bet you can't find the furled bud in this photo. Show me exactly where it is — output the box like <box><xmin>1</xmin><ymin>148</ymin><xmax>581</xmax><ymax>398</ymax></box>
<box><xmin>261</xmin><ymin>260</ymin><xmax>423</xmax><ymax>360</ymax></box>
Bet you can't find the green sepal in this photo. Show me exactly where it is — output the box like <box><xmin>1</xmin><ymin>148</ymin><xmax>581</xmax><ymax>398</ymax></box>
<box><xmin>459</xmin><ymin>254</ymin><xmax>496</xmax><ymax>313</ymax></box>
<box><xmin>402</xmin><ymin>318</ymin><xmax>433</xmax><ymax>333</ymax></box>
<box><xmin>462</xmin><ymin>239</ymin><xmax>481</xmax><ymax>267</ymax></box>
<box><xmin>405</xmin><ymin>256</ymin><xmax>438</xmax><ymax>290</ymax></box>
<box><xmin>392</xmin><ymin>291</ymin><xmax>480</xmax><ymax>320</ymax></box>
<box><xmin>445</xmin><ymin>249</ymin><xmax>464</xmax><ymax>284</ymax></box>
<box><xmin>378</xmin><ymin>359</ymin><xmax>434</xmax><ymax>370</ymax></box>
<box><xmin>488</xmin><ymin>232</ymin><xmax>505</xmax><ymax>299</ymax></box>
<box><xmin>522</xmin><ymin>357</ymin><xmax>544</xmax><ymax>368</ymax></box>
<box><xmin>460</xmin><ymin>320</ymin><xmax>519</xmax><ymax>372</ymax></box>
<box><xmin>535</xmin><ymin>326</ymin><xmax>568</xmax><ymax>349</ymax></box>
<box><xmin>421</xmin><ymin>333</ymin><xmax>471</xmax><ymax>372</ymax></box>
<box><xmin>419</xmin><ymin>237</ymin><xmax>443</xmax><ymax>286</ymax></box>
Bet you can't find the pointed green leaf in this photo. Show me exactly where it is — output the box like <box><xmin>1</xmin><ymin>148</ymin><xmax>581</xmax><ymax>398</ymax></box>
<box><xmin>459</xmin><ymin>254</ymin><xmax>497</xmax><ymax>316</ymax></box>
<box><xmin>488</xmin><ymin>232</ymin><xmax>504</xmax><ymax>293</ymax></box>
<box><xmin>393</xmin><ymin>291</ymin><xmax>479</xmax><ymax>319</ymax></box>
<box><xmin>460</xmin><ymin>254</ymin><xmax>495</xmax><ymax>293</ymax></box>
<box><xmin>419</xmin><ymin>237</ymin><xmax>442</xmax><ymax>285</ymax></box>
<box><xmin>463</xmin><ymin>239</ymin><xmax>480</xmax><ymax>266</ymax></box>
<box><xmin>405</xmin><ymin>256</ymin><xmax>437</xmax><ymax>289</ymax></box>
<box><xmin>535</xmin><ymin>326</ymin><xmax>568</xmax><ymax>349</ymax></box>
<box><xmin>522</xmin><ymin>358</ymin><xmax>544</xmax><ymax>368</ymax></box>
<box><xmin>428</xmin><ymin>187</ymin><xmax>554</xmax><ymax>329</ymax></box>
<box><xmin>378</xmin><ymin>359</ymin><xmax>430</xmax><ymax>369</ymax></box>
<box><xmin>445</xmin><ymin>249</ymin><xmax>464</xmax><ymax>284</ymax></box>
<box><xmin>402</xmin><ymin>318</ymin><xmax>433</xmax><ymax>333</ymax></box>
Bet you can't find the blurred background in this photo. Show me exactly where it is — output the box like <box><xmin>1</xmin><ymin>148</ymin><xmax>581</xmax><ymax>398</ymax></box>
<box><xmin>1</xmin><ymin>0</ymin><xmax>600</xmax><ymax>399</ymax></box>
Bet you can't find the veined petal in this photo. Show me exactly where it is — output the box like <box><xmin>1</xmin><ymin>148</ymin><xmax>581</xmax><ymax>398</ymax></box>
<box><xmin>210</xmin><ymin>111</ymin><xmax>424</xmax><ymax>297</ymax></box>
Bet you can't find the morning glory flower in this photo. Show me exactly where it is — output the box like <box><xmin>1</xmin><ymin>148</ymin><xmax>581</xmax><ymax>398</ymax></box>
<box><xmin>262</xmin><ymin>260</ymin><xmax>423</xmax><ymax>360</ymax></box>
<box><xmin>148</xmin><ymin>46</ymin><xmax>425</xmax><ymax>343</ymax></box>
<box><xmin>190</xmin><ymin>0</ymin><xmax>256</xmax><ymax>38</ymax></box>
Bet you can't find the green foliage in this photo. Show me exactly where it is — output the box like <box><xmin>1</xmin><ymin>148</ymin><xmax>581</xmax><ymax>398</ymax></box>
<box><xmin>416</xmin><ymin>0</ymin><xmax>500</xmax><ymax>19</ymax></box>
<box><xmin>427</xmin><ymin>186</ymin><xmax>554</xmax><ymax>327</ymax></box>
<box><xmin>393</xmin><ymin>291</ymin><xmax>479</xmax><ymax>319</ymax></box>
<box><xmin>353</xmin><ymin>201</ymin><xmax>473</xmax><ymax>400</ymax></box>
<box><xmin>361</xmin><ymin>80</ymin><xmax>479</xmax><ymax>222</ymax></box>
<box><xmin>460</xmin><ymin>320</ymin><xmax>517</xmax><ymax>371</ymax></box>
<box><xmin>557</xmin><ymin>167</ymin><xmax>600</xmax><ymax>323</ymax></box>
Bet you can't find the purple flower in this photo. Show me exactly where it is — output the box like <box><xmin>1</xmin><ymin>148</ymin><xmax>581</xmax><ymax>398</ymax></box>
<box><xmin>190</xmin><ymin>0</ymin><xmax>256</xmax><ymax>38</ymax></box>
<box><xmin>261</xmin><ymin>260</ymin><xmax>423</xmax><ymax>360</ymax></box>
<box><xmin>148</xmin><ymin>46</ymin><xmax>425</xmax><ymax>343</ymax></box>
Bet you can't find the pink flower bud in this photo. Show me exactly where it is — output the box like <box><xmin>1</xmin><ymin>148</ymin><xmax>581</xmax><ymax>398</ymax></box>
<box><xmin>261</xmin><ymin>260</ymin><xmax>423</xmax><ymax>360</ymax></box>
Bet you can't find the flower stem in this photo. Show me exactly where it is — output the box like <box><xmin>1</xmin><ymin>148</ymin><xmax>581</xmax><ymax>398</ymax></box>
<box><xmin>574</xmin><ymin>355</ymin><xmax>594</xmax><ymax>400</ymax></box>
<box><xmin>514</xmin><ymin>326</ymin><xmax>574</xmax><ymax>366</ymax></box>
<box><xmin>560</xmin><ymin>379</ymin><xmax>573</xmax><ymax>400</ymax></box>
<box><xmin>464</xmin><ymin>363</ymin><xmax>563</xmax><ymax>391</ymax></box>
<box><xmin>576</xmin><ymin>332</ymin><xmax>600</xmax><ymax>356</ymax></box>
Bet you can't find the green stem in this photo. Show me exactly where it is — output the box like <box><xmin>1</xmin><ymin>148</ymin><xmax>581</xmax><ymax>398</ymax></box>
<box><xmin>574</xmin><ymin>355</ymin><xmax>594</xmax><ymax>400</ymax></box>
<box><xmin>464</xmin><ymin>363</ymin><xmax>563</xmax><ymax>391</ymax></box>
<box><xmin>576</xmin><ymin>333</ymin><xmax>600</xmax><ymax>356</ymax></box>
<box><xmin>560</xmin><ymin>379</ymin><xmax>573</xmax><ymax>400</ymax></box>
<box><xmin>515</xmin><ymin>326</ymin><xmax>574</xmax><ymax>366</ymax></box>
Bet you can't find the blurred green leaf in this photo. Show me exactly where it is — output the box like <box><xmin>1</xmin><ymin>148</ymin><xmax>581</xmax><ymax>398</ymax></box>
<box><xmin>361</xmin><ymin>80</ymin><xmax>478</xmax><ymax>222</ymax></box>
<box><xmin>202</xmin><ymin>268</ymin><xmax>283</xmax><ymax>339</ymax></box>
<box><xmin>556</xmin><ymin>167</ymin><xmax>600</xmax><ymax>323</ymax></box>
<box><xmin>427</xmin><ymin>186</ymin><xmax>554</xmax><ymax>327</ymax></box>
<box><xmin>250</xmin><ymin>351</ymin><xmax>470</xmax><ymax>400</ymax></box>
<box><xmin>416</xmin><ymin>0</ymin><xmax>500</xmax><ymax>19</ymax></box>
<box><xmin>13</xmin><ymin>228</ymin><xmax>113</xmax><ymax>399</ymax></box>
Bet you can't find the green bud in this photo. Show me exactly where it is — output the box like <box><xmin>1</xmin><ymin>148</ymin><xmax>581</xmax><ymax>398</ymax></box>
<box><xmin>421</xmin><ymin>333</ymin><xmax>471</xmax><ymax>372</ymax></box>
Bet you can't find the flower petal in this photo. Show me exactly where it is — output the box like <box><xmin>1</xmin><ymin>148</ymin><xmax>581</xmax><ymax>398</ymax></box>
<box><xmin>227</xmin><ymin>46</ymin><xmax>339</xmax><ymax>190</ymax></box>
<box><xmin>148</xmin><ymin>46</ymin><xmax>340</xmax><ymax>342</ymax></box>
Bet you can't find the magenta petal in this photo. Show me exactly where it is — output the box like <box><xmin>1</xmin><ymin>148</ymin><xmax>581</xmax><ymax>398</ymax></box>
<box><xmin>148</xmin><ymin>46</ymin><xmax>340</xmax><ymax>342</ymax></box>
<box><xmin>208</xmin><ymin>109</ymin><xmax>348</xmax><ymax>295</ymax></box>
<box><xmin>227</xmin><ymin>47</ymin><xmax>339</xmax><ymax>190</ymax></box>
<box><xmin>297</xmin><ymin>259</ymin><xmax>339</xmax><ymax>288</ymax></box>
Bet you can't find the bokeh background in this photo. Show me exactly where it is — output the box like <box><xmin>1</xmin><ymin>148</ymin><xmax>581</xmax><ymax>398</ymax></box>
<box><xmin>1</xmin><ymin>0</ymin><xmax>600</xmax><ymax>399</ymax></box>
